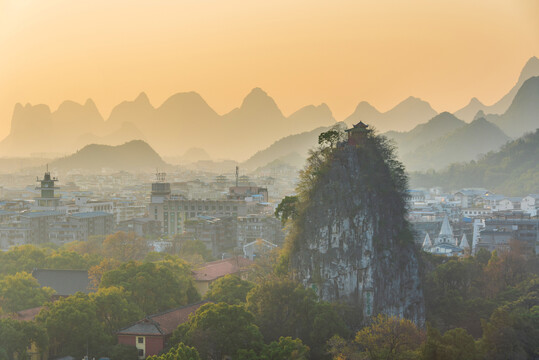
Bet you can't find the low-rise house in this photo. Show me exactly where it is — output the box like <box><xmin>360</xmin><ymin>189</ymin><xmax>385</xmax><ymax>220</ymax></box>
<box><xmin>117</xmin><ymin>301</ymin><xmax>209</xmax><ymax>359</ymax></box>
<box><xmin>192</xmin><ymin>257</ymin><xmax>253</xmax><ymax>296</ymax></box>
<box><xmin>521</xmin><ymin>194</ymin><xmax>539</xmax><ymax>216</ymax></box>
<box><xmin>32</xmin><ymin>269</ymin><xmax>93</xmax><ymax>297</ymax></box>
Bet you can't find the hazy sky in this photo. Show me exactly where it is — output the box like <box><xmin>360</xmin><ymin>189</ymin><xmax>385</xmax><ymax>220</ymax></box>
<box><xmin>0</xmin><ymin>0</ymin><xmax>538</xmax><ymax>139</ymax></box>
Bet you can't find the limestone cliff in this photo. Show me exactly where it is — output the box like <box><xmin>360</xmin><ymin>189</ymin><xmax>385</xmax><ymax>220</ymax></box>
<box><xmin>288</xmin><ymin>128</ymin><xmax>424</xmax><ymax>325</ymax></box>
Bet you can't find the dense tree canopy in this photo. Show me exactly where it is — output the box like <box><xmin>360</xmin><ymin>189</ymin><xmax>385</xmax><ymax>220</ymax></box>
<box><xmin>0</xmin><ymin>272</ymin><xmax>54</xmax><ymax>313</ymax></box>
<box><xmin>173</xmin><ymin>302</ymin><xmax>264</xmax><ymax>360</ymax></box>
<box><xmin>100</xmin><ymin>259</ymin><xmax>199</xmax><ymax>314</ymax></box>
<box><xmin>0</xmin><ymin>318</ymin><xmax>47</xmax><ymax>360</ymax></box>
<box><xmin>36</xmin><ymin>293</ymin><xmax>111</xmax><ymax>358</ymax></box>
<box><xmin>204</xmin><ymin>274</ymin><xmax>254</xmax><ymax>305</ymax></box>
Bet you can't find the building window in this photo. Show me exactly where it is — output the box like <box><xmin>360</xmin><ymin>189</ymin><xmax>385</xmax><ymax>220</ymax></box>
<box><xmin>138</xmin><ymin>349</ymin><xmax>144</xmax><ymax>357</ymax></box>
<box><xmin>138</xmin><ymin>337</ymin><xmax>144</xmax><ymax>344</ymax></box>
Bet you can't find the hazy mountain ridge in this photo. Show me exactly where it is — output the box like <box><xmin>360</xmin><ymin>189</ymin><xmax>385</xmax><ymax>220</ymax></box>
<box><xmin>484</xmin><ymin>76</ymin><xmax>539</xmax><ymax>138</ymax></box>
<box><xmin>50</xmin><ymin>140</ymin><xmax>166</xmax><ymax>171</ymax></box>
<box><xmin>241</xmin><ymin>123</ymin><xmax>345</xmax><ymax>170</ymax></box>
<box><xmin>455</xmin><ymin>56</ymin><xmax>539</xmax><ymax>121</ymax></box>
<box><xmin>345</xmin><ymin>96</ymin><xmax>438</xmax><ymax>133</ymax></box>
<box><xmin>0</xmin><ymin>88</ymin><xmax>336</xmax><ymax>161</ymax></box>
<box><xmin>1</xmin><ymin>57</ymin><xmax>536</xmax><ymax>162</ymax></box>
<box><xmin>401</xmin><ymin>117</ymin><xmax>510</xmax><ymax>171</ymax></box>
<box><xmin>384</xmin><ymin>112</ymin><xmax>466</xmax><ymax>156</ymax></box>
<box><xmin>410</xmin><ymin>129</ymin><xmax>539</xmax><ymax>195</ymax></box>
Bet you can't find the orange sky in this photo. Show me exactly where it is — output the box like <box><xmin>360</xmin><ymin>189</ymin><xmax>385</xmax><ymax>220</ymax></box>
<box><xmin>0</xmin><ymin>0</ymin><xmax>538</xmax><ymax>139</ymax></box>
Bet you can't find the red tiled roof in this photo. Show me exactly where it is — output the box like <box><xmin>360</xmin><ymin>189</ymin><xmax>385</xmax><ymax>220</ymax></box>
<box><xmin>117</xmin><ymin>301</ymin><xmax>210</xmax><ymax>336</ymax></box>
<box><xmin>192</xmin><ymin>257</ymin><xmax>253</xmax><ymax>282</ymax></box>
<box><xmin>1</xmin><ymin>306</ymin><xmax>43</xmax><ymax>322</ymax></box>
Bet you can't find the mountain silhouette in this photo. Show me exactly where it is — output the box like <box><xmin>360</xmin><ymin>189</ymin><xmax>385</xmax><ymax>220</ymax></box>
<box><xmin>241</xmin><ymin>124</ymin><xmax>344</xmax><ymax>170</ymax></box>
<box><xmin>485</xmin><ymin>76</ymin><xmax>539</xmax><ymax>138</ymax></box>
<box><xmin>345</xmin><ymin>96</ymin><xmax>437</xmax><ymax>132</ymax></box>
<box><xmin>410</xmin><ymin>129</ymin><xmax>539</xmax><ymax>195</ymax></box>
<box><xmin>0</xmin><ymin>88</ymin><xmax>337</xmax><ymax>161</ymax></box>
<box><xmin>402</xmin><ymin>117</ymin><xmax>510</xmax><ymax>171</ymax></box>
<box><xmin>455</xmin><ymin>56</ymin><xmax>539</xmax><ymax>121</ymax></box>
<box><xmin>384</xmin><ymin>112</ymin><xmax>466</xmax><ymax>156</ymax></box>
<box><xmin>50</xmin><ymin>140</ymin><xmax>166</xmax><ymax>171</ymax></box>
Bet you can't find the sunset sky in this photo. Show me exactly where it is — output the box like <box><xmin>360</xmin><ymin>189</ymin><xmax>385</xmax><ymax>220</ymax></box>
<box><xmin>0</xmin><ymin>0</ymin><xmax>537</xmax><ymax>139</ymax></box>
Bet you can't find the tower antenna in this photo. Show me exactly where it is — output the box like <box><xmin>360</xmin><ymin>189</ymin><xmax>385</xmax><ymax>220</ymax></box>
<box><xmin>235</xmin><ymin>166</ymin><xmax>239</xmax><ymax>187</ymax></box>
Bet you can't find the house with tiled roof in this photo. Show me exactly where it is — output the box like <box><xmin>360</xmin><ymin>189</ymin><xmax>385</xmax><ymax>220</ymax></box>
<box><xmin>32</xmin><ymin>269</ymin><xmax>92</xmax><ymax>298</ymax></box>
<box><xmin>192</xmin><ymin>256</ymin><xmax>253</xmax><ymax>296</ymax></box>
<box><xmin>117</xmin><ymin>301</ymin><xmax>209</xmax><ymax>359</ymax></box>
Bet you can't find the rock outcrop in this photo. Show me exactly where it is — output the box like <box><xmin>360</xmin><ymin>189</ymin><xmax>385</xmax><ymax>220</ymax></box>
<box><xmin>289</xmin><ymin>129</ymin><xmax>425</xmax><ymax>325</ymax></box>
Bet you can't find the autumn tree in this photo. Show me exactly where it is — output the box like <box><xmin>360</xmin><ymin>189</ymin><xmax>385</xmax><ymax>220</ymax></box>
<box><xmin>354</xmin><ymin>314</ymin><xmax>423</xmax><ymax>360</ymax></box>
<box><xmin>102</xmin><ymin>231</ymin><xmax>148</xmax><ymax>262</ymax></box>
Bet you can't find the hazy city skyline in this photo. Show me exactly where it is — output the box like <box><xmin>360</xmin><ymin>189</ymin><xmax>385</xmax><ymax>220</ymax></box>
<box><xmin>0</xmin><ymin>0</ymin><xmax>538</xmax><ymax>140</ymax></box>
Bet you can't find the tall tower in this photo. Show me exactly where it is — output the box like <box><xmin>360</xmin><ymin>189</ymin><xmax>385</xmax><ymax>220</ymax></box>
<box><xmin>151</xmin><ymin>171</ymin><xmax>171</xmax><ymax>204</ymax></box>
<box><xmin>35</xmin><ymin>166</ymin><xmax>60</xmax><ymax>208</ymax></box>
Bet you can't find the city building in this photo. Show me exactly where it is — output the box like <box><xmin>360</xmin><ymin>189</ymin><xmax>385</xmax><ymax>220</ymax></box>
<box><xmin>117</xmin><ymin>301</ymin><xmax>209</xmax><ymax>359</ymax></box>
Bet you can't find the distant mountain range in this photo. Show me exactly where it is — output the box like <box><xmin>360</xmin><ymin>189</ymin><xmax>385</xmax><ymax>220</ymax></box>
<box><xmin>344</xmin><ymin>96</ymin><xmax>438</xmax><ymax>133</ymax></box>
<box><xmin>410</xmin><ymin>129</ymin><xmax>539</xmax><ymax>195</ymax></box>
<box><xmin>241</xmin><ymin>124</ymin><xmax>344</xmax><ymax>170</ymax></box>
<box><xmin>1</xmin><ymin>57</ymin><xmax>537</xmax><ymax>165</ymax></box>
<box><xmin>484</xmin><ymin>76</ymin><xmax>539</xmax><ymax>138</ymax></box>
<box><xmin>49</xmin><ymin>140</ymin><xmax>166</xmax><ymax>171</ymax></box>
<box><xmin>0</xmin><ymin>88</ymin><xmax>335</xmax><ymax>161</ymax></box>
<box><xmin>383</xmin><ymin>73</ymin><xmax>539</xmax><ymax>171</ymax></box>
<box><xmin>454</xmin><ymin>56</ymin><xmax>539</xmax><ymax>121</ymax></box>
<box><xmin>400</xmin><ymin>117</ymin><xmax>510</xmax><ymax>171</ymax></box>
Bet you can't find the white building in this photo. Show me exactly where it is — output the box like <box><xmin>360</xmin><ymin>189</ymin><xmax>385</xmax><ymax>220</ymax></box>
<box><xmin>422</xmin><ymin>215</ymin><xmax>469</xmax><ymax>256</ymax></box>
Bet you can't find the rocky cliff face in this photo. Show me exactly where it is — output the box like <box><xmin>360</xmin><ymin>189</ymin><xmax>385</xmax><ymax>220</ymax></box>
<box><xmin>289</xmin><ymin>133</ymin><xmax>424</xmax><ymax>325</ymax></box>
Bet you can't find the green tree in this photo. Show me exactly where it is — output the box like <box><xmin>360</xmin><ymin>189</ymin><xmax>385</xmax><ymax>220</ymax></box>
<box><xmin>246</xmin><ymin>277</ymin><xmax>317</xmax><ymax>342</ymax></box>
<box><xmin>318</xmin><ymin>129</ymin><xmax>344</xmax><ymax>149</ymax></box>
<box><xmin>36</xmin><ymin>293</ymin><xmax>111</xmax><ymax>358</ymax></box>
<box><xmin>173</xmin><ymin>303</ymin><xmax>263</xmax><ymax>359</ymax></box>
<box><xmin>90</xmin><ymin>286</ymin><xmax>144</xmax><ymax>336</ymax></box>
<box><xmin>0</xmin><ymin>245</ymin><xmax>47</xmax><ymax>276</ymax></box>
<box><xmin>204</xmin><ymin>274</ymin><xmax>254</xmax><ymax>305</ymax></box>
<box><xmin>100</xmin><ymin>260</ymin><xmax>199</xmax><ymax>314</ymax></box>
<box><xmin>147</xmin><ymin>342</ymin><xmax>201</xmax><ymax>360</ymax></box>
<box><xmin>0</xmin><ymin>319</ymin><xmax>48</xmax><ymax>360</ymax></box>
<box><xmin>274</xmin><ymin>196</ymin><xmax>298</xmax><ymax>226</ymax></box>
<box><xmin>178</xmin><ymin>239</ymin><xmax>213</xmax><ymax>262</ymax></box>
<box><xmin>420</xmin><ymin>325</ymin><xmax>481</xmax><ymax>360</ymax></box>
<box><xmin>109</xmin><ymin>344</ymin><xmax>139</xmax><ymax>360</ymax></box>
<box><xmin>246</xmin><ymin>277</ymin><xmax>348</xmax><ymax>358</ymax></box>
<box><xmin>0</xmin><ymin>272</ymin><xmax>54</xmax><ymax>313</ymax></box>
<box><xmin>354</xmin><ymin>314</ymin><xmax>423</xmax><ymax>360</ymax></box>
<box><xmin>261</xmin><ymin>337</ymin><xmax>310</xmax><ymax>360</ymax></box>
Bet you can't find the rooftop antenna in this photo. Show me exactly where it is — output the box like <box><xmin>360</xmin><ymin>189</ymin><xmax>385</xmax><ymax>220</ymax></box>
<box><xmin>155</xmin><ymin>168</ymin><xmax>166</xmax><ymax>183</ymax></box>
<box><xmin>235</xmin><ymin>166</ymin><xmax>239</xmax><ymax>187</ymax></box>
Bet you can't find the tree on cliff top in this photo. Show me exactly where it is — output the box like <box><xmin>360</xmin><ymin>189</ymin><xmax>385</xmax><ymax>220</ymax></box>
<box><xmin>282</xmin><ymin>125</ymin><xmax>410</xmax><ymax>259</ymax></box>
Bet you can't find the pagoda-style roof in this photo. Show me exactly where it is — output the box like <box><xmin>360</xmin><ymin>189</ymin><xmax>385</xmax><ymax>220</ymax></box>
<box><xmin>345</xmin><ymin>121</ymin><xmax>369</xmax><ymax>132</ymax></box>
